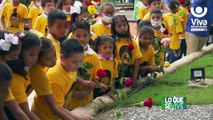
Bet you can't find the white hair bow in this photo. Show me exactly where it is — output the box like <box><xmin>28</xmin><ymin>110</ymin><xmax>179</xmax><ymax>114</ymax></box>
<box><xmin>0</xmin><ymin>33</ymin><xmax>19</xmax><ymax>51</ymax></box>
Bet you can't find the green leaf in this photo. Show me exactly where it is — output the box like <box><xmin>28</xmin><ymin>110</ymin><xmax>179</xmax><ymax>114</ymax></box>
<box><xmin>82</xmin><ymin>72</ymin><xmax>91</xmax><ymax>80</ymax></box>
<box><xmin>151</xmin><ymin>73</ymin><xmax>157</xmax><ymax>79</ymax></box>
<box><xmin>83</xmin><ymin>62</ymin><xmax>94</xmax><ymax>69</ymax></box>
<box><xmin>116</xmin><ymin>112</ymin><xmax>121</xmax><ymax>119</ymax></box>
<box><xmin>160</xmin><ymin>47</ymin><xmax>167</xmax><ymax>53</ymax></box>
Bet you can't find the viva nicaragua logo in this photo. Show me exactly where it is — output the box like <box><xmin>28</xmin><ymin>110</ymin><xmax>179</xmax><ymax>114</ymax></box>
<box><xmin>190</xmin><ymin>6</ymin><xmax>208</xmax><ymax>32</ymax></box>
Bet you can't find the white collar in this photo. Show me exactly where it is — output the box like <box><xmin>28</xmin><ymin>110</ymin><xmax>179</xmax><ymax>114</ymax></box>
<box><xmin>33</xmin><ymin>4</ymin><xmax>41</xmax><ymax>9</ymax></box>
<box><xmin>98</xmin><ymin>54</ymin><xmax>113</xmax><ymax>60</ymax></box>
<box><xmin>63</xmin><ymin>9</ymin><xmax>71</xmax><ymax>15</ymax></box>
<box><xmin>140</xmin><ymin>2</ymin><xmax>148</xmax><ymax>9</ymax></box>
<box><xmin>42</xmin><ymin>12</ymin><xmax>48</xmax><ymax>18</ymax></box>
<box><xmin>85</xmin><ymin>45</ymin><xmax>94</xmax><ymax>55</ymax></box>
<box><xmin>153</xmin><ymin>25</ymin><xmax>164</xmax><ymax>32</ymax></box>
<box><xmin>98</xmin><ymin>20</ymin><xmax>111</xmax><ymax>28</ymax></box>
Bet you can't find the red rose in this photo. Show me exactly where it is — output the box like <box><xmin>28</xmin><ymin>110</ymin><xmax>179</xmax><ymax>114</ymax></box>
<box><xmin>126</xmin><ymin>43</ymin><xmax>134</xmax><ymax>51</ymax></box>
<box><xmin>179</xmin><ymin>0</ymin><xmax>184</xmax><ymax>5</ymax></box>
<box><xmin>187</xmin><ymin>7</ymin><xmax>191</xmax><ymax>13</ymax></box>
<box><xmin>84</xmin><ymin>0</ymin><xmax>92</xmax><ymax>6</ymax></box>
<box><xmin>163</xmin><ymin>29</ymin><xmax>169</xmax><ymax>35</ymax></box>
<box><xmin>143</xmin><ymin>97</ymin><xmax>153</xmax><ymax>108</ymax></box>
<box><xmin>97</xmin><ymin>69</ymin><xmax>107</xmax><ymax>78</ymax></box>
<box><xmin>13</xmin><ymin>8</ymin><xmax>17</xmax><ymax>13</ymax></box>
<box><xmin>123</xmin><ymin>77</ymin><xmax>133</xmax><ymax>87</ymax></box>
<box><xmin>93</xmin><ymin>14</ymin><xmax>99</xmax><ymax>19</ymax></box>
<box><xmin>66</xmin><ymin>20</ymin><xmax>70</xmax><ymax>25</ymax></box>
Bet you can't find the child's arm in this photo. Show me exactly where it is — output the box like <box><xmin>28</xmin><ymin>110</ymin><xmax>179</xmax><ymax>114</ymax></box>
<box><xmin>69</xmin><ymin>110</ymin><xmax>94</xmax><ymax>120</ymax></box>
<box><xmin>132</xmin><ymin>58</ymin><xmax>141</xmax><ymax>82</ymax></box>
<box><xmin>4</xmin><ymin>100</ymin><xmax>29</xmax><ymax>120</ymax></box>
<box><xmin>140</xmin><ymin>65</ymin><xmax>158</xmax><ymax>72</ymax></box>
<box><xmin>19</xmin><ymin>103</ymin><xmax>39</xmax><ymax>120</ymax></box>
<box><xmin>0</xmin><ymin>102</ymin><xmax>8</xmax><ymax>120</ymax></box>
<box><xmin>43</xmin><ymin>95</ymin><xmax>75</xmax><ymax>120</ymax></box>
<box><xmin>76</xmin><ymin>77</ymin><xmax>96</xmax><ymax>89</ymax></box>
<box><xmin>1</xmin><ymin>15</ymin><xmax>7</xmax><ymax>30</ymax></box>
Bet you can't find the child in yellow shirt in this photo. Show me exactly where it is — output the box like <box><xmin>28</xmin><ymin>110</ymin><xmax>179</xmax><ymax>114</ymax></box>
<box><xmin>31</xmin><ymin>38</ymin><xmax>88</xmax><ymax>119</ymax></box>
<box><xmin>137</xmin><ymin>0</ymin><xmax>149</xmax><ymax>20</ymax></box>
<box><xmin>150</xmin><ymin>9</ymin><xmax>169</xmax><ymax>65</ymax></box>
<box><xmin>93</xmin><ymin>35</ymin><xmax>118</xmax><ymax>100</ymax></box>
<box><xmin>28</xmin><ymin>0</ymin><xmax>43</xmax><ymax>29</ymax></box>
<box><xmin>143</xmin><ymin>0</ymin><xmax>161</xmax><ymax>21</ymax></box>
<box><xmin>138</xmin><ymin>26</ymin><xmax>158</xmax><ymax>76</ymax></box>
<box><xmin>90</xmin><ymin>2</ymin><xmax>115</xmax><ymax>36</ymax></box>
<box><xmin>111</xmin><ymin>15</ymin><xmax>143</xmax><ymax>86</ymax></box>
<box><xmin>0</xmin><ymin>30</ymin><xmax>29</xmax><ymax>120</ymax></box>
<box><xmin>176</xmin><ymin>0</ymin><xmax>189</xmax><ymax>58</ymax></box>
<box><xmin>164</xmin><ymin>0</ymin><xmax>183</xmax><ymax>63</ymax></box>
<box><xmin>71</xmin><ymin>21</ymin><xmax>102</xmax><ymax>109</ymax></box>
<box><xmin>7</xmin><ymin>31</ymin><xmax>41</xmax><ymax>119</ymax></box>
<box><xmin>0</xmin><ymin>63</ymin><xmax>13</xmax><ymax>120</ymax></box>
<box><xmin>33</xmin><ymin>0</ymin><xmax>54</xmax><ymax>35</ymax></box>
<box><xmin>1</xmin><ymin>0</ymin><xmax>29</xmax><ymax>33</ymax></box>
<box><xmin>45</xmin><ymin>39</ymin><xmax>93</xmax><ymax>119</ymax></box>
<box><xmin>47</xmin><ymin>9</ymin><xmax>67</xmax><ymax>60</ymax></box>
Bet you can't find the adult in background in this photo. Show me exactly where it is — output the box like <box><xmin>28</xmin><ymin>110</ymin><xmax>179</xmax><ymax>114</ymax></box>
<box><xmin>185</xmin><ymin>0</ymin><xmax>213</xmax><ymax>54</ymax></box>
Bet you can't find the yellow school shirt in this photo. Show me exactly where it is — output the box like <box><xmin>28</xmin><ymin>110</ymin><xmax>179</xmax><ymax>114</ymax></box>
<box><xmin>176</xmin><ymin>6</ymin><xmax>189</xmax><ymax>39</ymax></box>
<box><xmin>90</xmin><ymin>21</ymin><xmax>111</xmax><ymax>36</ymax></box>
<box><xmin>164</xmin><ymin>12</ymin><xmax>183</xmax><ymax>50</ymax></box>
<box><xmin>28</xmin><ymin>5</ymin><xmax>43</xmax><ymax>28</ymax></box>
<box><xmin>32</xmin><ymin>61</ymin><xmax>77</xmax><ymax>120</ymax></box>
<box><xmin>10</xmin><ymin>73</ymin><xmax>31</xmax><ymax>104</ymax></box>
<box><xmin>47</xmin><ymin>34</ymin><xmax>61</xmax><ymax>60</ymax></box>
<box><xmin>1</xmin><ymin>3</ymin><xmax>28</xmax><ymax>33</ymax></box>
<box><xmin>28</xmin><ymin>1</ymin><xmax>34</xmax><ymax>9</ymax></box>
<box><xmin>71</xmin><ymin>46</ymin><xmax>102</xmax><ymax>109</ymax></box>
<box><xmin>140</xmin><ymin>45</ymin><xmax>155</xmax><ymax>66</ymax></box>
<box><xmin>143</xmin><ymin>12</ymin><xmax>150</xmax><ymax>21</ymax></box>
<box><xmin>99</xmin><ymin>57</ymin><xmax>118</xmax><ymax>86</ymax></box>
<box><xmin>33</xmin><ymin>12</ymin><xmax>48</xmax><ymax>35</ymax></box>
<box><xmin>137</xmin><ymin>5</ymin><xmax>149</xmax><ymax>20</ymax></box>
<box><xmin>115</xmin><ymin>38</ymin><xmax>143</xmax><ymax>65</ymax></box>
<box><xmin>4</xmin><ymin>88</ymin><xmax>15</xmax><ymax>102</ymax></box>
<box><xmin>30</xmin><ymin>63</ymin><xmax>52</xmax><ymax>96</ymax></box>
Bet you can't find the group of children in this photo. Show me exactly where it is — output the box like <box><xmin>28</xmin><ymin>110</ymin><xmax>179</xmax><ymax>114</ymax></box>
<box><xmin>0</xmin><ymin>0</ymin><xmax>192</xmax><ymax>119</ymax></box>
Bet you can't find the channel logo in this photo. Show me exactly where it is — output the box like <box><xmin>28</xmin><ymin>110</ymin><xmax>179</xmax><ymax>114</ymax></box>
<box><xmin>191</xmin><ymin>6</ymin><xmax>207</xmax><ymax>18</ymax></box>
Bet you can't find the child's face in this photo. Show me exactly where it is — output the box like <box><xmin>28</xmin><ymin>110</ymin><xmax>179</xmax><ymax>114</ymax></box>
<box><xmin>0</xmin><ymin>81</ymin><xmax>11</xmax><ymax>101</ymax></box>
<box><xmin>63</xmin><ymin>0</ymin><xmax>74</xmax><ymax>13</ymax></box>
<box><xmin>38</xmin><ymin>48</ymin><xmax>56</xmax><ymax>68</ymax></box>
<box><xmin>115</xmin><ymin>21</ymin><xmax>128</xmax><ymax>35</ymax></box>
<box><xmin>99</xmin><ymin>41</ymin><xmax>114</xmax><ymax>58</ymax></box>
<box><xmin>49</xmin><ymin>19</ymin><xmax>67</xmax><ymax>38</ymax></box>
<box><xmin>78</xmin><ymin>12</ymin><xmax>91</xmax><ymax>21</ymax></box>
<box><xmin>150</xmin><ymin>13</ymin><xmax>162</xmax><ymax>27</ymax></box>
<box><xmin>139</xmin><ymin>33</ymin><xmax>154</xmax><ymax>47</ymax></box>
<box><xmin>23</xmin><ymin>46</ymin><xmax>40</xmax><ymax>67</ymax></box>
<box><xmin>141</xmin><ymin>0</ymin><xmax>148</xmax><ymax>6</ymax></box>
<box><xmin>101</xmin><ymin>5</ymin><xmax>115</xmax><ymax>23</ymax></box>
<box><xmin>61</xmin><ymin>53</ymin><xmax>84</xmax><ymax>72</ymax></box>
<box><xmin>150</xmin><ymin>1</ymin><xmax>161</xmax><ymax>10</ymax></box>
<box><xmin>72</xmin><ymin>28</ymin><xmax>90</xmax><ymax>47</ymax></box>
<box><xmin>3</xmin><ymin>45</ymin><xmax>21</xmax><ymax>61</ymax></box>
<box><xmin>44</xmin><ymin>2</ymin><xmax>54</xmax><ymax>13</ymax></box>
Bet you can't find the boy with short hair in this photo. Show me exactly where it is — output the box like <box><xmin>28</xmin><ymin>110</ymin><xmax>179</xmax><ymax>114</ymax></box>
<box><xmin>0</xmin><ymin>62</ymin><xmax>12</xmax><ymax>119</ymax></box>
<box><xmin>36</xmin><ymin>39</ymin><xmax>93</xmax><ymax>119</ymax></box>
<box><xmin>1</xmin><ymin>0</ymin><xmax>29</xmax><ymax>33</ymax></box>
<box><xmin>150</xmin><ymin>8</ymin><xmax>169</xmax><ymax>65</ymax></box>
<box><xmin>137</xmin><ymin>0</ymin><xmax>149</xmax><ymax>20</ymax></box>
<box><xmin>164</xmin><ymin>0</ymin><xmax>183</xmax><ymax>63</ymax></box>
<box><xmin>90</xmin><ymin>2</ymin><xmax>115</xmax><ymax>36</ymax></box>
<box><xmin>143</xmin><ymin>0</ymin><xmax>161</xmax><ymax>21</ymax></box>
<box><xmin>47</xmin><ymin>9</ymin><xmax>67</xmax><ymax>60</ymax></box>
<box><xmin>33</xmin><ymin>0</ymin><xmax>54</xmax><ymax>35</ymax></box>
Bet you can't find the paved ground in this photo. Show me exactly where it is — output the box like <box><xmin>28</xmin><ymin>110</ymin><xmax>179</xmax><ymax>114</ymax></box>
<box><xmin>95</xmin><ymin>105</ymin><xmax>213</xmax><ymax>120</ymax></box>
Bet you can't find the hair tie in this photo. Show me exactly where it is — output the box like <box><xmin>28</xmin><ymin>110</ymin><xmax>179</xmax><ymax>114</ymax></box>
<box><xmin>0</xmin><ymin>33</ymin><xmax>19</xmax><ymax>51</ymax></box>
<box><xmin>18</xmin><ymin>32</ymin><xmax>25</xmax><ymax>40</ymax></box>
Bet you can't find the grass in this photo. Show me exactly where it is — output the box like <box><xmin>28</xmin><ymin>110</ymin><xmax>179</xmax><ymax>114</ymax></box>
<box><xmin>121</xmin><ymin>53</ymin><xmax>213</xmax><ymax>106</ymax></box>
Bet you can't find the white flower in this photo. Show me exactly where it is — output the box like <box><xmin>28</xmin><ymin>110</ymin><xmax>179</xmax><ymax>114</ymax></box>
<box><xmin>4</xmin><ymin>33</ymin><xmax>19</xmax><ymax>45</ymax></box>
<box><xmin>0</xmin><ymin>39</ymin><xmax>11</xmax><ymax>51</ymax></box>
